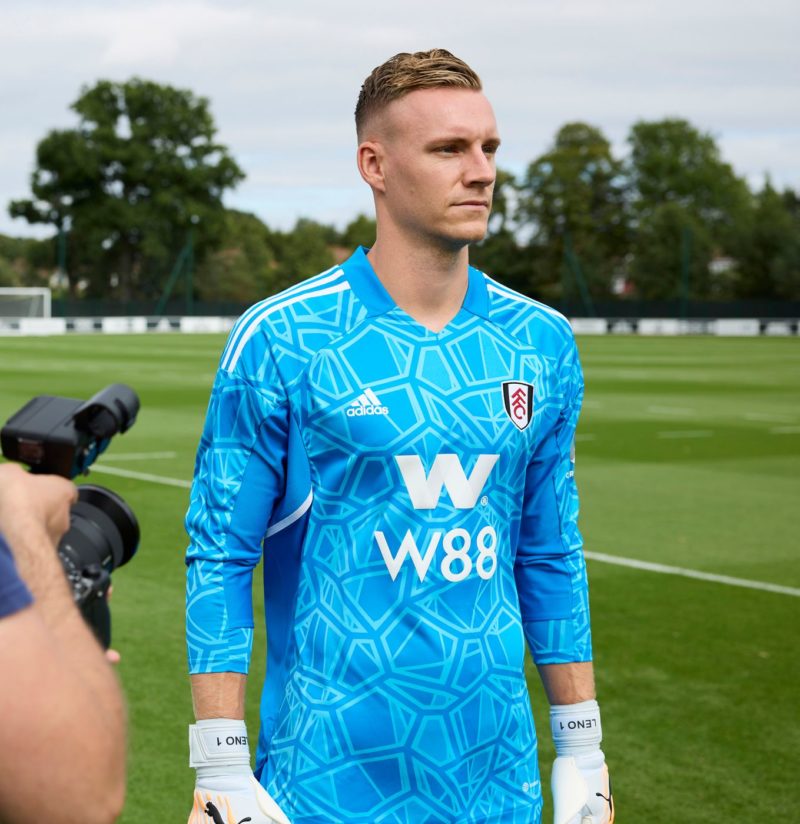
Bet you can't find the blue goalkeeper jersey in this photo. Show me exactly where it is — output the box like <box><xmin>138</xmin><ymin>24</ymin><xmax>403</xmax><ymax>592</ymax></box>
<box><xmin>186</xmin><ymin>247</ymin><xmax>592</xmax><ymax>824</ymax></box>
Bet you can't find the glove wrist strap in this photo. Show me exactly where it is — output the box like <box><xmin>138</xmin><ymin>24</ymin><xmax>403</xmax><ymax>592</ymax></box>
<box><xmin>550</xmin><ymin>699</ymin><xmax>603</xmax><ymax>757</ymax></box>
<box><xmin>189</xmin><ymin>718</ymin><xmax>252</xmax><ymax>772</ymax></box>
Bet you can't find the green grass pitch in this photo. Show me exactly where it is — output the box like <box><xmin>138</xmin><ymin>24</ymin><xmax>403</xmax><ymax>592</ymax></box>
<box><xmin>0</xmin><ymin>333</ymin><xmax>798</xmax><ymax>821</ymax></box>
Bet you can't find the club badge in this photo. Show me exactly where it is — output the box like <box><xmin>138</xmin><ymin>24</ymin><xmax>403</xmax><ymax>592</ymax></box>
<box><xmin>502</xmin><ymin>381</ymin><xmax>534</xmax><ymax>431</ymax></box>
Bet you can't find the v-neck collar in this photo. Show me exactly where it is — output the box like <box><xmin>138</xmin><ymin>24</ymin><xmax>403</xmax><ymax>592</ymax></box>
<box><xmin>341</xmin><ymin>246</ymin><xmax>490</xmax><ymax>332</ymax></box>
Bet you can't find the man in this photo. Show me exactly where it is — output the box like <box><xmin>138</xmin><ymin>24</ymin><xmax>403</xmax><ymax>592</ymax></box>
<box><xmin>0</xmin><ymin>463</ymin><xmax>126</xmax><ymax>823</ymax></box>
<box><xmin>186</xmin><ymin>49</ymin><xmax>613</xmax><ymax>824</ymax></box>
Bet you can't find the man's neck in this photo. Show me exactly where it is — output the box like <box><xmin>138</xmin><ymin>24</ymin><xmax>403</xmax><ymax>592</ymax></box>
<box><xmin>366</xmin><ymin>236</ymin><xmax>470</xmax><ymax>333</ymax></box>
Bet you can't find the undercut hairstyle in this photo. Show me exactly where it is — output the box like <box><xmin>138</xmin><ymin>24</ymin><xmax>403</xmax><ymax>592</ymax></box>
<box><xmin>355</xmin><ymin>48</ymin><xmax>482</xmax><ymax>140</ymax></box>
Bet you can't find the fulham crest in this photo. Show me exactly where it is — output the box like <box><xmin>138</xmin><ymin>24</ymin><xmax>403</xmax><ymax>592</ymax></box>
<box><xmin>502</xmin><ymin>381</ymin><xmax>534</xmax><ymax>431</ymax></box>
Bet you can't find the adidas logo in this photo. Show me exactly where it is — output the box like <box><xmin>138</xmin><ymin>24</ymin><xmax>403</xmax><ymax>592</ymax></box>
<box><xmin>346</xmin><ymin>388</ymin><xmax>390</xmax><ymax>417</ymax></box>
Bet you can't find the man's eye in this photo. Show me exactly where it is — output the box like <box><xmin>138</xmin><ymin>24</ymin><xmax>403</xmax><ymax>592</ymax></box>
<box><xmin>436</xmin><ymin>145</ymin><xmax>459</xmax><ymax>154</ymax></box>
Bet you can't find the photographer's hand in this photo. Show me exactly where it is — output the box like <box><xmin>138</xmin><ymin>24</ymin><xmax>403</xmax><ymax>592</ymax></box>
<box><xmin>0</xmin><ymin>461</ymin><xmax>75</xmax><ymax>542</ymax></box>
<box><xmin>0</xmin><ymin>462</ymin><xmax>77</xmax><ymax>623</ymax></box>
<box><xmin>0</xmin><ymin>462</ymin><xmax>127</xmax><ymax>823</ymax></box>
<box><xmin>0</xmin><ymin>461</ymin><xmax>76</xmax><ymax>566</ymax></box>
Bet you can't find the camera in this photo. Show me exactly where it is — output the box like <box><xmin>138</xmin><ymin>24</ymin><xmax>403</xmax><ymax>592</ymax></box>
<box><xmin>1</xmin><ymin>384</ymin><xmax>141</xmax><ymax>647</ymax></box>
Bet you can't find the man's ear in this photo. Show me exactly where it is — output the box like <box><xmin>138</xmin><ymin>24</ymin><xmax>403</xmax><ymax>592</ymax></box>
<box><xmin>357</xmin><ymin>140</ymin><xmax>387</xmax><ymax>194</ymax></box>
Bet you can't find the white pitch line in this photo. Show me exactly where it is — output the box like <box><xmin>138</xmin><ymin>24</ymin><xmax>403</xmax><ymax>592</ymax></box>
<box><xmin>745</xmin><ymin>412</ymin><xmax>796</xmax><ymax>423</ymax></box>
<box><xmin>771</xmin><ymin>426</ymin><xmax>800</xmax><ymax>435</ymax></box>
<box><xmin>657</xmin><ymin>430</ymin><xmax>713</xmax><ymax>439</ymax></box>
<box><xmin>100</xmin><ymin>451</ymin><xmax>177</xmax><ymax>461</ymax></box>
<box><xmin>92</xmin><ymin>464</ymin><xmax>192</xmax><ymax>489</ymax></box>
<box><xmin>647</xmin><ymin>405</ymin><xmax>694</xmax><ymax>416</ymax></box>
<box><xmin>88</xmin><ymin>465</ymin><xmax>800</xmax><ymax>598</ymax></box>
<box><xmin>585</xmin><ymin>551</ymin><xmax>800</xmax><ymax>598</ymax></box>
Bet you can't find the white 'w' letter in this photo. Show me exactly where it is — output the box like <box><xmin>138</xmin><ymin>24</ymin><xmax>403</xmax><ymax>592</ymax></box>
<box><xmin>395</xmin><ymin>454</ymin><xmax>499</xmax><ymax>510</ymax></box>
<box><xmin>375</xmin><ymin>530</ymin><xmax>441</xmax><ymax>581</ymax></box>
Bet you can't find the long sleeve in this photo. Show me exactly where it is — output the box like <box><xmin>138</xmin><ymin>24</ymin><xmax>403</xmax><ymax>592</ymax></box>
<box><xmin>185</xmin><ymin>339</ymin><xmax>290</xmax><ymax>675</ymax></box>
<box><xmin>513</xmin><ymin>336</ymin><xmax>592</xmax><ymax>664</ymax></box>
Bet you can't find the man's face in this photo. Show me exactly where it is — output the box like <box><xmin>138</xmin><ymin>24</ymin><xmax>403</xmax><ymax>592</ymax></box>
<box><xmin>371</xmin><ymin>87</ymin><xmax>500</xmax><ymax>250</ymax></box>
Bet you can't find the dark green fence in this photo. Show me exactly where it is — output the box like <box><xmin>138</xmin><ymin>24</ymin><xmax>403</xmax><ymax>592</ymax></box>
<box><xmin>52</xmin><ymin>296</ymin><xmax>800</xmax><ymax>320</ymax></box>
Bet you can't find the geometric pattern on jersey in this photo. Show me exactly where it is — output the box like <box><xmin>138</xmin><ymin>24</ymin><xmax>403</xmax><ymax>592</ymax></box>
<box><xmin>186</xmin><ymin>247</ymin><xmax>592</xmax><ymax>824</ymax></box>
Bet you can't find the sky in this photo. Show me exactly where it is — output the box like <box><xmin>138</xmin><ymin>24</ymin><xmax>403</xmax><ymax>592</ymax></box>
<box><xmin>1</xmin><ymin>0</ymin><xmax>798</xmax><ymax>238</ymax></box>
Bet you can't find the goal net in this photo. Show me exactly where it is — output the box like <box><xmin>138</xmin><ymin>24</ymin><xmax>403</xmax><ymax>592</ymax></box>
<box><xmin>0</xmin><ymin>287</ymin><xmax>52</xmax><ymax>318</ymax></box>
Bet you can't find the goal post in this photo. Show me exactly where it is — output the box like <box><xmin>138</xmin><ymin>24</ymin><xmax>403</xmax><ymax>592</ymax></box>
<box><xmin>0</xmin><ymin>287</ymin><xmax>52</xmax><ymax>318</ymax></box>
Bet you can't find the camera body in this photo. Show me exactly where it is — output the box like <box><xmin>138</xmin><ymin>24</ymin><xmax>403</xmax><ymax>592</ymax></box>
<box><xmin>1</xmin><ymin>385</ymin><xmax>141</xmax><ymax>647</ymax></box>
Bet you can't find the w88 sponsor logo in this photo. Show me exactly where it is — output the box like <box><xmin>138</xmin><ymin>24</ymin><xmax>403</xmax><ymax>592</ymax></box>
<box><xmin>374</xmin><ymin>453</ymin><xmax>500</xmax><ymax>583</ymax></box>
<box><xmin>375</xmin><ymin>525</ymin><xmax>498</xmax><ymax>582</ymax></box>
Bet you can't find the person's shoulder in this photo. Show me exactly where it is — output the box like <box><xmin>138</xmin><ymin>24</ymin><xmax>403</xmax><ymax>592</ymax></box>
<box><xmin>219</xmin><ymin>262</ymin><xmax>352</xmax><ymax>375</ymax></box>
<box><xmin>235</xmin><ymin>262</ymin><xmax>351</xmax><ymax>338</ymax></box>
<box><xmin>477</xmin><ymin>270</ymin><xmax>575</xmax><ymax>352</ymax></box>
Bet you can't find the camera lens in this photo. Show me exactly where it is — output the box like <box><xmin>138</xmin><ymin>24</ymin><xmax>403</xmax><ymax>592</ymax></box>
<box><xmin>58</xmin><ymin>484</ymin><xmax>140</xmax><ymax>582</ymax></box>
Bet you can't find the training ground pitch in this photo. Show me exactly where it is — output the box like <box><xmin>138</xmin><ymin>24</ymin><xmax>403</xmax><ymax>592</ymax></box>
<box><xmin>0</xmin><ymin>333</ymin><xmax>797</xmax><ymax>822</ymax></box>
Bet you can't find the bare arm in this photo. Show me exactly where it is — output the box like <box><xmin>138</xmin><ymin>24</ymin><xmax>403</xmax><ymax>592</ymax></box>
<box><xmin>190</xmin><ymin>671</ymin><xmax>248</xmax><ymax>720</ymax></box>
<box><xmin>537</xmin><ymin>661</ymin><xmax>596</xmax><ymax>705</ymax></box>
<box><xmin>0</xmin><ymin>465</ymin><xmax>126</xmax><ymax>824</ymax></box>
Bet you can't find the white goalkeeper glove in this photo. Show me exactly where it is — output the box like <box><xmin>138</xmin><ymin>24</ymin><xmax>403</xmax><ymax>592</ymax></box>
<box><xmin>550</xmin><ymin>700</ymin><xmax>614</xmax><ymax>824</ymax></box>
<box><xmin>188</xmin><ymin>718</ymin><xmax>291</xmax><ymax>824</ymax></box>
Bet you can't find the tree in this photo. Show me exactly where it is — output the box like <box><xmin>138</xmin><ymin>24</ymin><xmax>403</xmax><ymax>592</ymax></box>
<box><xmin>736</xmin><ymin>182</ymin><xmax>800</xmax><ymax>299</ymax></box>
<box><xmin>0</xmin><ymin>251</ymin><xmax>17</xmax><ymax>287</ymax></box>
<box><xmin>266</xmin><ymin>219</ymin><xmax>337</xmax><ymax>290</ymax></box>
<box><xmin>628</xmin><ymin>119</ymin><xmax>750</xmax><ymax>225</ymax></box>
<box><xmin>627</xmin><ymin>119</ymin><xmax>751</xmax><ymax>297</ymax></box>
<box><xmin>193</xmin><ymin>210</ymin><xmax>276</xmax><ymax>304</ymax></box>
<box><xmin>340</xmin><ymin>214</ymin><xmax>376</xmax><ymax>250</ymax></box>
<box><xmin>0</xmin><ymin>235</ymin><xmax>52</xmax><ymax>289</ymax></box>
<box><xmin>629</xmin><ymin>203</ymin><xmax>713</xmax><ymax>299</ymax></box>
<box><xmin>9</xmin><ymin>78</ymin><xmax>245</xmax><ymax>299</ymax></box>
<box><xmin>517</xmin><ymin>123</ymin><xmax>629</xmax><ymax>300</ymax></box>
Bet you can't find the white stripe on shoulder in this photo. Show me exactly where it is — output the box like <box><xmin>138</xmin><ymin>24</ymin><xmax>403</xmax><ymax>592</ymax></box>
<box><xmin>221</xmin><ymin>267</ymin><xmax>350</xmax><ymax>371</ymax></box>
<box><xmin>265</xmin><ymin>490</ymin><xmax>313</xmax><ymax>537</ymax></box>
<box><xmin>486</xmin><ymin>279</ymin><xmax>570</xmax><ymax>324</ymax></box>
<box><xmin>221</xmin><ymin>266</ymin><xmax>344</xmax><ymax>370</ymax></box>
<box><xmin>224</xmin><ymin>280</ymin><xmax>350</xmax><ymax>372</ymax></box>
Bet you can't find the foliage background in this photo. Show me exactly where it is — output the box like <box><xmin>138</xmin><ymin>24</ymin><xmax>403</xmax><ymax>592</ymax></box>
<box><xmin>4</xmin><ymin>80</ymin><xmax>799</xmax><ymax>311</ymax></box>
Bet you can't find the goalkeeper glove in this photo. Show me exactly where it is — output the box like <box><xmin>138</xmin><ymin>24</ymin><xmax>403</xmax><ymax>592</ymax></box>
<box><xmin>188</xmin><ymin>718</ymin><xmax>291</xmax><ymax>824</ymax></box>
<box><xmin>550</xmin><ymin>700</ymin><xmax>614</xmax><ymax>824</ymax></box>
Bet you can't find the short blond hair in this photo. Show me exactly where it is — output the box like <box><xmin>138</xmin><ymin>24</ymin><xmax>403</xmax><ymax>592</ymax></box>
<box><xmin>355</xmin><ymin>48</ymin><xmax>482</xmax><ymax>139</ymax></box>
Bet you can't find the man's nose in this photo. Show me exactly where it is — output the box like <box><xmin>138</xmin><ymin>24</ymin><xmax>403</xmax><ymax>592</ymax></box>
<box><xmin>464</xmin><ymin>146</ymin><xmax>495</xmax><ymax>186</ymax></box>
